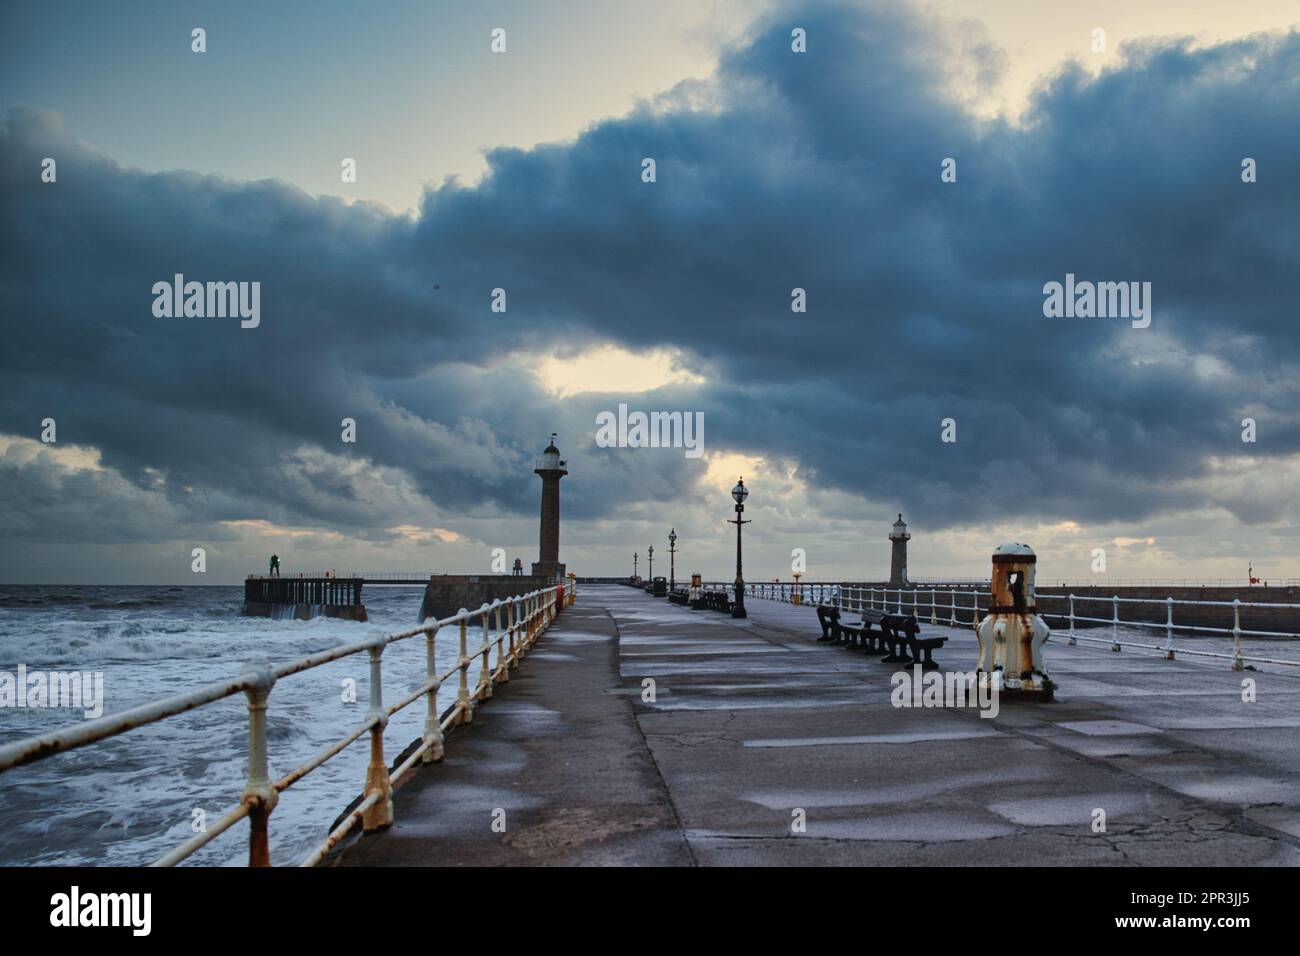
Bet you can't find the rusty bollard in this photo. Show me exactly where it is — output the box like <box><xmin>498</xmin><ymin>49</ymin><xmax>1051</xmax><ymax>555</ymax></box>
<box><xmin>976</xmin><ymin>543</ymin><xmax>1053</xmax><ymax>700</ymax></box>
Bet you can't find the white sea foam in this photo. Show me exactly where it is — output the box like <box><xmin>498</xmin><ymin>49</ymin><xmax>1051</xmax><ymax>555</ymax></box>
<box><xmin>0</xmin><ymin>584</ymin><xmax>482</xmax><ymax>866</ymax></box>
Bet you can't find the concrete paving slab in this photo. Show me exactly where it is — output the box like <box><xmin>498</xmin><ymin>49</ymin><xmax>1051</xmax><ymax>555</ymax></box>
<box><xmin>331</xmin><ymin>603</ymin><xmax>691</xmax><ymax>866</ymax></box>
<box><xmin>333</xmin><ymin>586</ymin><xmax>1300</xmax><ymax>866</ymax></box>
<box><xmin>613</xmin><ymin>586</ymin><xmax>1300</xmax><ymax>865</ymax></box>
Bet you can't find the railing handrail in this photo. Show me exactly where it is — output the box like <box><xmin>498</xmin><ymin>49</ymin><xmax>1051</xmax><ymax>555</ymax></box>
<box><xmin>697</xmin><ymin>577</ymin><xmax>1300</xmax><ymax>588</ymax></box>
<box><xmin>737</xmin><ymin>581</ymin><xmax>1300</xmax><ymax>670</ymax></box>
<box><xmin>0</xmin><ymin>578</ymin><xmax>576</xmax><ymax>867</ymax></box>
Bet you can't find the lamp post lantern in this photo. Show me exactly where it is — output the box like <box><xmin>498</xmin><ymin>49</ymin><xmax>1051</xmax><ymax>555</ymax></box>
<box><xmin>647</xmin><ymin>545</ymin><xmax>654</xmax><ymax>582</ymax></box>
<box><xmin>729</xmin><ymin>478</ymin><xmax>749</xmax><ymax>619</ymax></box>
<box><xmin>668</xmin><ymin>528</ymin><xmax>678</xmax><ymax>591</ymax></box>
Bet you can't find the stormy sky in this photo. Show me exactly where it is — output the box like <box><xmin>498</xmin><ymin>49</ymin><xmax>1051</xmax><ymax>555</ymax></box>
<box><xmin>1</xmin><ymin>0</ymin><xmax>1298</xmax><ymax>585</ymax></box>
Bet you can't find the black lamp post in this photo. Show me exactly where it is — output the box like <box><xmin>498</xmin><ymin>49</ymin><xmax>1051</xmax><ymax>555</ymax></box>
<box><xmin>668</xmin><ymin>528</ymin><xmax>677</xmax><ymax>591</ymax></box>
<box><xmin>647</xmin><ymin>545</ymin><xmax>654</xmax><ymax>582</ymax></box>
<box><xmin>633</xmin><ymin>551</ymin><xmax>638</xmax><ymax>581</ymax></box>
<box><xmin>729</xmin><ymin>478</ymin><xmax>749</xmax><ymax>618</ymax></box>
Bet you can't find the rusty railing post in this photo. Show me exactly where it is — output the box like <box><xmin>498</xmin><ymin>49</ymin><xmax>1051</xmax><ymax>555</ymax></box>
<box><xmin>494</xmin><ymin>603</ymin><xmax>508</xmax><ymax>684</ymax></box>
<box><xmin>507</xmin><ymin>599</ymin><xmax>518</xmax><ymax>669</ymax></box>
<box><xmin>520</xmin><ymin>596</ymin><xmax>529</xmax><ymax>649</ymax></box>
<box><xmin>477</xmin><ymin>607</ymin><xmax>493</xmax><ymax>700</ymax></box>
<box><xmin>1111</xmin><ymin>595</ymin><xmax>1121</xmax><ymax>651</ymax></box>
<box><xmin>422</xmin><ymin>624</ymin><xmax>444</xmax><ymax>763</ymax></box>
<box><xmin>362</xmin><ymin>637</ymin><xmax>393</xmax><ymax>831</ymax></box>
<box><xmin>240</xmin><ymin>656</ymin><xmax>278</xmax><ymax>867</ymax></box>
<box><xmin>1164</xmin><ymin>597</ymin><xmax>1176</xmax><ymax>660</ymax></box>
<box><xmin>1232</xmin><ymin>599</ymin><xmax>1244</xmax><ymax>671</ymax></box>
<box><xmin>457</xmin><ymin>612</ymin><xmax>472</xmax><ymax>723</ymax></box>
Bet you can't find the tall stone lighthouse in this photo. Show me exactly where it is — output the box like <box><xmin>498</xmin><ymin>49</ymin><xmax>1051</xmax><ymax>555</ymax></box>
<box><xmin>888</xmin><ymin>513</ymin><xmax>911</xmax><ymax>587</ymax></box>
<box><xmin>531</xmin><ymin>434</ymin><xmax>568</xmax><ymax>580</ymax></box>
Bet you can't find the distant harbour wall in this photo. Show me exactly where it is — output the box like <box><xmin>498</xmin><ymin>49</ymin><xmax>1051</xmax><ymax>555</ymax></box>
<box><xmin>420</xmin><ymin>575</ymin><xmax>557</xmax><ymax>622</ymax></box>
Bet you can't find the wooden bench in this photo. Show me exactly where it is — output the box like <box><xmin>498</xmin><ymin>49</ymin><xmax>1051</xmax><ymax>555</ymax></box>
<box><xmin>815</xmin><ymin>604</ymin><xmax>839</xmax><ymax>642</ymax></box>
<box><xmin>817</xmin><ymin>605</ymin><xmax>885</xmax><ymax>651</ymax></box>
<box><xmin>852</xmin><ymin>609</ymin><xmax>892</xmax><ymax>653</ymax></box>
<box><xmin>816</xmin><ymin>605</ymin><xmax>946</xmax><ymax>669</ymax></box>
<box><xmin>668</xmin><ymin>589</ymin><xmax>690</xmax><ymax>605</ymax></box>
<box><xmin>905</xmin><ymin>621</ymin><xmax>947</xmax><ymax>671</ymax></box>
<box><xmin>835</xmin><ymin>617</ymin><xmax>869</xmax><ymax>647</ymax></box>
<box><xmin>696</xmin><ymin>589</ymin><xmax>732</xmax><ymax>613</ymax></box>
<box><xmin>878</xmin><ymin>614</ymin><xmax>946</xmax><ymax>670</ymax></box>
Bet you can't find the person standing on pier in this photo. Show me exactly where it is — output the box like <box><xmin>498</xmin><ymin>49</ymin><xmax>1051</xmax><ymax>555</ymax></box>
<box><xmin>269</xmin><ymin>553</ymin><xmax>280</xmax><ymax>578</ymax></box>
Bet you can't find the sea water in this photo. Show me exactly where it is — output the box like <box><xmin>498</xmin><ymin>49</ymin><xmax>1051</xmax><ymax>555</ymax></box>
<box><xmin>0</xmin><ymin>584</ymin><xmax>484</xmax><ymax>866</ymax></box>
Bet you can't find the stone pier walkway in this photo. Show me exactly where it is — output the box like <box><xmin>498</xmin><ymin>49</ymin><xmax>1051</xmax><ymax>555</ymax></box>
<box><xmin>333</xmin><ymin>586</ymin><xmax>1300</xmax><ymax>866</ymax></box>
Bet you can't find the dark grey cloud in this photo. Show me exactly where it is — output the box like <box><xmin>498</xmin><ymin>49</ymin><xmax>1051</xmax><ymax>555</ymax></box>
<box><xmin>2</xmin><ymin>0</ymin><xmax>1298</xmax><ymax>561</ymax></box>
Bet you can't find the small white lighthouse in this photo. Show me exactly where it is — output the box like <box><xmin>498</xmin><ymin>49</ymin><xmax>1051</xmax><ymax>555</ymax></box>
<box><xmin>888</xmin><ymin>514</ymin><xmax>911</xmax><ymax>586</ymax></box>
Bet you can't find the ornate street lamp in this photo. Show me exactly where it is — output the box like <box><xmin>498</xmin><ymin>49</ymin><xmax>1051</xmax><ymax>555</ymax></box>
<box><xmin>668</xmin><ymin>528</ymin><xmax>678</xmax><ymax>591</ymax></box>
<box><xmin>729</xmin><ymin>478</ymin><xmax>749</xmax><ymax>618</ymax></box>
<box><xmin>647</xmin><ymin>545</ymin><xmax>655</xmax><ymax>582</ymax></box>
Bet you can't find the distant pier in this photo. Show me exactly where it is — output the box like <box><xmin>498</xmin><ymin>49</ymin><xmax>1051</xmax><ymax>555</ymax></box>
<box><xmin>242</xmin><ymin>576</ymin><xmax>367</xmax><ymax>621</ymax></box>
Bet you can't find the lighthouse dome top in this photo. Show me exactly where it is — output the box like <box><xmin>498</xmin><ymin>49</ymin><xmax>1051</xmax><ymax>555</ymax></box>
<box><xmin>892</xmin><ymin>513</ymin><xmax>907</xmax><ymax>528</ymax></box>
<box><xmin>993</xmin><ymin>542</ymin><xmax>1036</xmax><ymax>557</ymax></box>
<box><xmin>534</xmin><ymin>433</ymin><xmax>567</xmax><ymax>475</ymax></box>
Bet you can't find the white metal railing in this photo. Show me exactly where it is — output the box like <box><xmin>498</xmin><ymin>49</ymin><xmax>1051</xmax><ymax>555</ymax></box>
<box><xmin>0</xmin><ymin>578</ymin><xmax>575</xmax><ymax>867</ymax></box>
<box><xmin>741</xmin><ymin>582</ymin><xmax>1300</xmax><ymax>671</ymax></box>
<box><xmin>1038</xmin><ymin>578</ymin><xmax>1300</xmax><ymax>589</ymax></box>
<box><xmin>1039</xmin><ymin>591</ymin><xmax>1300</xmax><ymax>670</ymax></box>
<box><xmin>345</xmin><ymin>571</ymin><xmax>435</xmax><ymax>581</ymax></box>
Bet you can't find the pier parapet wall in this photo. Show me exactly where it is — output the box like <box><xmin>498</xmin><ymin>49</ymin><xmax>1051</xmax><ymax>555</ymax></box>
<box><xmin>420</xmin><ymin>574</ymin><xmax>555</xmax><ymax>622</ymax></box>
